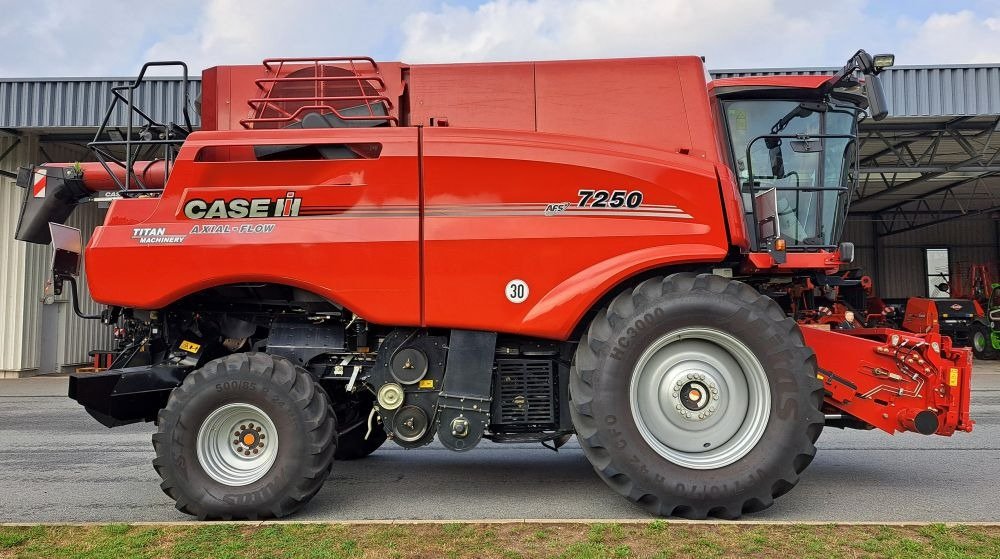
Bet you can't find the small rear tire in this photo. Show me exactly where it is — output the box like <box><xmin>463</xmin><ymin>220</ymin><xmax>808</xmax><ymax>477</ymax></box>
<box><xmin>152</xmin><ymin>353</ymin><xmax>336</xmax><ymax>520</ymax></box>
<box><xmin>570</xmin><ymin>273</ymin><xmax>824</xmax><ymax>519</ymax></box>
<box><xmin>972</xmin><ymin>322</ymin><xmax>996</xmax><ymax>360</ymax></box>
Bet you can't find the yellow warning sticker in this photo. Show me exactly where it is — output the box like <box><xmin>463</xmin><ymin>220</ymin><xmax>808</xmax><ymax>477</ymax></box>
<box><xmin>727</xmin><ymin>108</ymin><xmax>748</xmax><ymax>132</ymax></box>
<box><xmin>179</xmin><ymin>340</ymin><xmax>201</xmax><ymax>354</ymax></box>
<box><xmin>949</xmin><ymin>368</ymin><xmax>959</xmax><ymax>387</ymax></box>
<box><xmin>419</xmin><ymin>379</ymin><xmax>435</xmax><ymax>389</ymax></box>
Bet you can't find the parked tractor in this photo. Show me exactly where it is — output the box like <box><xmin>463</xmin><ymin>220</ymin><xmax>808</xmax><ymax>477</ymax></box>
<box><xmin>14</xmin><ymin>50</ymin><xmax>973</xmax><ymax>520</ymax></box>
<box><xmin>972</xmin><ymin>283</ymin><xmax>1000</xmax><ymax>359</ymax></box>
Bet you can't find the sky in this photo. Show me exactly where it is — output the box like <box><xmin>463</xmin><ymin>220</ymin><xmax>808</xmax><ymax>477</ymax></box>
<box><xmin>0</xmin><ymin>0</ymin><xmax>997</xmax><ymax>77</ymax></box>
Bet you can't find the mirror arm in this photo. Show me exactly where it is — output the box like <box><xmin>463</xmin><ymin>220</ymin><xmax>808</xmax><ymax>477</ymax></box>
<box><xmin>62</xmin><ymin>276</ymin><xmax>102</xmax><ymax>320</ymax></box>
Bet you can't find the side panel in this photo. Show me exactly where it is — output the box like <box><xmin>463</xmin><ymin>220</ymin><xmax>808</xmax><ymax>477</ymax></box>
<box><xmin>407</xmin><ymin>63</ymin><xmax>536</xmax><ymax>129</ymax></box>
<box><xmin>422</xmin><ymin>128</ymin><xmax>730</xmax><ymax>340</ymax></box>
<box><xmin>85</xmin><ymin>128</ymin><xmax>421</xmax><ymax>326</ymax></box>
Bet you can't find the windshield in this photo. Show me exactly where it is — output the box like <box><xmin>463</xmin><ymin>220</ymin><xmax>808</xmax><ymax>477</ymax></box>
<box><xmin>724</xmin><ymin>100</ymin><xmax>858</xmax><ymax>248</ymax></box>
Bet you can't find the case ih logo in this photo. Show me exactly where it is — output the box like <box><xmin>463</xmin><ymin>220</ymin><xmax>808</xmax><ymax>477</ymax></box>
<box><xmin>950</xmin><ymin>304</ymin><xmax>963</xmax><ymax>311</ymax></box>
<box><xmin>183</xmin><ymin>192</ymin><xmax>302</xmax><ymax>219</ymax></box>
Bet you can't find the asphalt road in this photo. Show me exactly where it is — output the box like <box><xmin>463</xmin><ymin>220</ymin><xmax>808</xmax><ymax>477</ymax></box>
<box><xmin>1</xmin><ymin>365</ymin><xmax>999</xmax><ymax>523</ymax></box>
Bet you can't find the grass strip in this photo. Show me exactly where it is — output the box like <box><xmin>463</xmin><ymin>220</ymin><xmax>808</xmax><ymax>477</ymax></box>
<box><xmin>1</xmin><ymin>521</ymin><xmax>998</xmax><ymax>558</ymax></box>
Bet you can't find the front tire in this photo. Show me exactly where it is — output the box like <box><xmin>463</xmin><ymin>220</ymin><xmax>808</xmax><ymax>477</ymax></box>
<box><xmin>972</xmin><ymin>322</ymin><xmax>996</xmax><ymax>360</ymax></box>
<box><xmin>570</xmin><ymin>273</ymin><xmax>824</xmax><ymax>519</ymax></box>
<box><xmin>152</xmin><ymin>353</ymin><xmax>336</xmax><ymax>519</ymax></box>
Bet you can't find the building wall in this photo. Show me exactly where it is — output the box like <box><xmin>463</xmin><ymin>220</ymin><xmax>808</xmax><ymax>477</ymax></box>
<box><xmin>844</xmin><ymin>217</ymin><xmax>997</xmax><ymax>299</ymax></box>
<box><xmin>0</xmin><ymin>134</ymin><xmax>112</xmax><ymax>375</ymax></box>
<box><xmin>0</xmin><ymin>134</ymin><xmax>43</xmax><ymax>373</ymax></box>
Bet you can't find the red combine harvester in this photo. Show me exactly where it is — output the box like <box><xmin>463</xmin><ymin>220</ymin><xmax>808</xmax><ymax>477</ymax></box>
<box><xmin>14</xmin><ymin>51</ymin><xmax>972</xmax><ymax>520</ymax></box>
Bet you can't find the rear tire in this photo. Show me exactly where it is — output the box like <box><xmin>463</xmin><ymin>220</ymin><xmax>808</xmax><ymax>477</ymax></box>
<box><xmin>570</xmin><ymin>273</ymin><xmax>824</xmax><ymax>519</ymax></box>
<box><xmin>972</xmin><ymin>322</ymin><xmax>996</xmax><ymax>360</ymax></box>
<box><xmin>152</xmin><ymin>353</ymin><xmax>336</xmax><ymax>520</ymax></box>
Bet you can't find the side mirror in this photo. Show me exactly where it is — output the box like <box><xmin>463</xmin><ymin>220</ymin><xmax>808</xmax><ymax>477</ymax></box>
<box><xmin>48</xmin><ymin>223</ymin><xmax>82</xmax><ymax>296</ymax></box>
<box><xmin>863</xmin><ymin>73</ymin><xmax>889</xmax><ymax>121</ymax></box>
<box><xmin>754</xmin><ymin>187</ymin><xmax>781</xmax><ymax>241</ymax></box>
<box><xmin>838</xmin><ymin>241</ymin><xmax>855</xmax><ymax>263</ymax></box>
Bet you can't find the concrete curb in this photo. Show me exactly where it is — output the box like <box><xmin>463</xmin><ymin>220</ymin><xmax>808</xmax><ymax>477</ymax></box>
<box><xmin>3</xmin><ymin>519</ymin><xmax>1000</xmax><ymax>527</ymax></box>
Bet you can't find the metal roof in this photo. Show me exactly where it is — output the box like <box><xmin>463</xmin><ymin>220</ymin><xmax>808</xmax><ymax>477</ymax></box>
<box><xmin>0</xmin><ymin>63</ymin><xmax>996</xmax><ymax>128</ymax></box>
<box><xmin>0</xmin><ymin>78</ymin><xmax>200</xmax><ymax>129</ymax></box>
<box><xmin>710</xmin><ymin>65</ymin><xmax>1000</xmax><ymax>117</ymax></box>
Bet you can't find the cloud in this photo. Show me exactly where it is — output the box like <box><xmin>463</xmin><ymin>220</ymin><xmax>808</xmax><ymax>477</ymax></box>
<box><xmin>895</xmin><ymin>10</ymin><xmax>1000</xmax><ymax>64</ymax></box>
<box><xmin>0</xmin><ymin>0</ymin><xmax>997</xmax><ymax>78</ymax></box>
<box><xmin>399</xmin><ymin>0</ymin><xmax>872</xmax><ymax>68</ymax></box>
<box><xmin>0</xmin><ymin>0</ymin><xmax>432</xmax><ymax>77</ymax></box>
<box><xmin>399</xmin><ymin>0</ymin><xmax>1000</xmax><ymax>69</ymax></box>
<box><xmin>0</xmin><ymin>0</ymin><xmax>200</xmax><ymax>76</ymax></box>
<box><xmin>141</xmin><ymin>0</ymin><xmax>433</xmax><ymax>74</ymax></box>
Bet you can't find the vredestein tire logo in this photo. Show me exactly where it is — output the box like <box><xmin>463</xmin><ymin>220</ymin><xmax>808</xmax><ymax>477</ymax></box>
<box><xmin>184</xmin><ymin>191</ymin><xmax>302</xmax><ymax>219</ymax></box>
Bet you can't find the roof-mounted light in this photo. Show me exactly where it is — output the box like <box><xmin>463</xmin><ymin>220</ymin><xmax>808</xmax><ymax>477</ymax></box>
<box><xmin>872</xmin><ymin>54</ymin><xmax>895</xmax><ymax>73</ymax></box>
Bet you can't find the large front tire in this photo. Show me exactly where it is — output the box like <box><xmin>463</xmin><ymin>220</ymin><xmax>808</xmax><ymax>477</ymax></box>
<box><xmin>570</xmin><ymin>273</ymin><xmax>824</xmax><ymax>519</ymax></box>
<box><xmin>152</xmin><ymin>353</ymin><xmax>336</xmax><ymax>519</ymax></box>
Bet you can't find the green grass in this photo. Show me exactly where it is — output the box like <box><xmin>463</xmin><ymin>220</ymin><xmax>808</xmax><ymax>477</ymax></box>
<box><xmin>0</xmin><ymin>522</ymin><xmax>998</xmax><ymax>559</ymax></box>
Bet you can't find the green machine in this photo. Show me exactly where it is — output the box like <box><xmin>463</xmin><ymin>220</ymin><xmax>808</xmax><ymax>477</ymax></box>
<box><xmin>972</xmin><ymin>283</ymin><xmax>1000</xmax><ymax>360</ymax></box>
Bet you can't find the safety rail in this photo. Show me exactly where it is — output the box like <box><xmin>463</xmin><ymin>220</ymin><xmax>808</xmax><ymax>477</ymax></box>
<box><xmin>241</xmin><ymin>56</ymin><xmax>397</xmax><ymax>129</ymax></box>
<box><xmin>88</xmin><ymin>61</ymin><xmax>193</xmax><ymax>193</ymax></box>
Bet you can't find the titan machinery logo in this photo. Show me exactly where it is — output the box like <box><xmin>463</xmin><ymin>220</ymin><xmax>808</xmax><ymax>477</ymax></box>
<box><xmin>132</xmin><ymin>227</ymin><xmax>185</xmax><ymax>244</ymax></box>
<box><xmin>183</xmin><ymin>192</ymin><xmax>302</xmax><ymax>219</ymax></box>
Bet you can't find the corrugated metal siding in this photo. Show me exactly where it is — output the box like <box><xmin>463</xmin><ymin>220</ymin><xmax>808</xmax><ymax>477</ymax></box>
<box><xmin>0</xmin><ymin>78</ymin><xmax>201</xmax><ymax>129</ymax></box>
<box><xmin>842</xmin><ymin>217</ymin><xmax>997</xmax><ymax>299</ymax></box>
<box><xmin>710</xmin><ymin>65</ymin><xmax>1000</xmax><ymax>117</ymax></box>
<box><xmin>57</xmin><ymin>202</ymin><xmax>112</xmax><ymax>366</ymax></box>
<box><xmin>1</xmin><ymin>136</ymin><xmax>114</xmax><ymax>372</ymax></box>
<box><xmin>0</xmin><ymin>134</ymin><xmax>42</xmax><ymax>371</ymax></box>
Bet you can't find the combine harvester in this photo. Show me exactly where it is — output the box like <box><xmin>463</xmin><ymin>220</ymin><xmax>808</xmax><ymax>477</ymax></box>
<box><xmin>15</xmin><ymin>51</ymin><xmax>972</xmax><ymax>519</ymax></box>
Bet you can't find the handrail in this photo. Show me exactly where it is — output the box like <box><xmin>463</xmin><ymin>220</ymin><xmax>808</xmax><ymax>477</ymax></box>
<box><xmin>243</xmin><ymin>56</ymin><xmax>394</xmax><ymax>130</ymax></box>
<box><xmin>88</xmin><ymin>61</ymin><xmax>193</xmax><ymax>192</ymax></box>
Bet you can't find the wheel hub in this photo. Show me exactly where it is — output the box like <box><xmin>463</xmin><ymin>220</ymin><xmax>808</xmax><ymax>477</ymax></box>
<box><xmin>197</xmin><ymin>403</ymin><xmax>279</xmax><ymax>486</ymax></box>
<box><xmin>232</xmin><ymin>423</ymin><xmax>266</xmax><ymax>456</ymax></box>
<box><xmin>630</xmin><ymin>328</ymin><xmax>771</xmax><ymax>470</ymax></box>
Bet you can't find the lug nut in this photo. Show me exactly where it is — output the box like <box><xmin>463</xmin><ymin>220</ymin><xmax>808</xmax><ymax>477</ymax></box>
<box><xmin>255</xmin><ymin>426</ymin><xmax>261</xmax><ymax>432</ymax></box>
<box><xmin>259</xmin><ymin>435</ymin><xmax>265</xmax><ymax>440</ymax></box>
<box><xmin>244</xmin><ymin>451</ymin><xmax>251</xmax><ymax>456</ymax></box>
<box><xmin>248</xmin><ymin>423</ymin><xmax>254</xmax><ymax>429</ymax></box>
<box><xmin>241</xmin><ymin>425</ymin><xmax>246</xmax><ymax>430</ymax></box>
<box><xmin>253</xmin><ymin>449</ymin><xmax>259</xmax><ymax>455</ymax></box>
<box><xmin>233</xmin><ymin>439</ymin><xmax>240</xmax><ymax>445</ymax></box>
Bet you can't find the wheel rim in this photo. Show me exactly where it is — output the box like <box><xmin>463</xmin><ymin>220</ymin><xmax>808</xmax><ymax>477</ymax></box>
<box><xmin>974</xmin><ymin>330</ymin><xmax>986</xmax><ymax>352</ymax></box>
<box><xmin>629</xmin><ymin>327</ymin><xmax>771</xmax><ymax>470</ymax></box>
<box><xmin>196</xmin><ymin>403</ymin><xmax>279</xmax><ymax>486</ymax></box>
